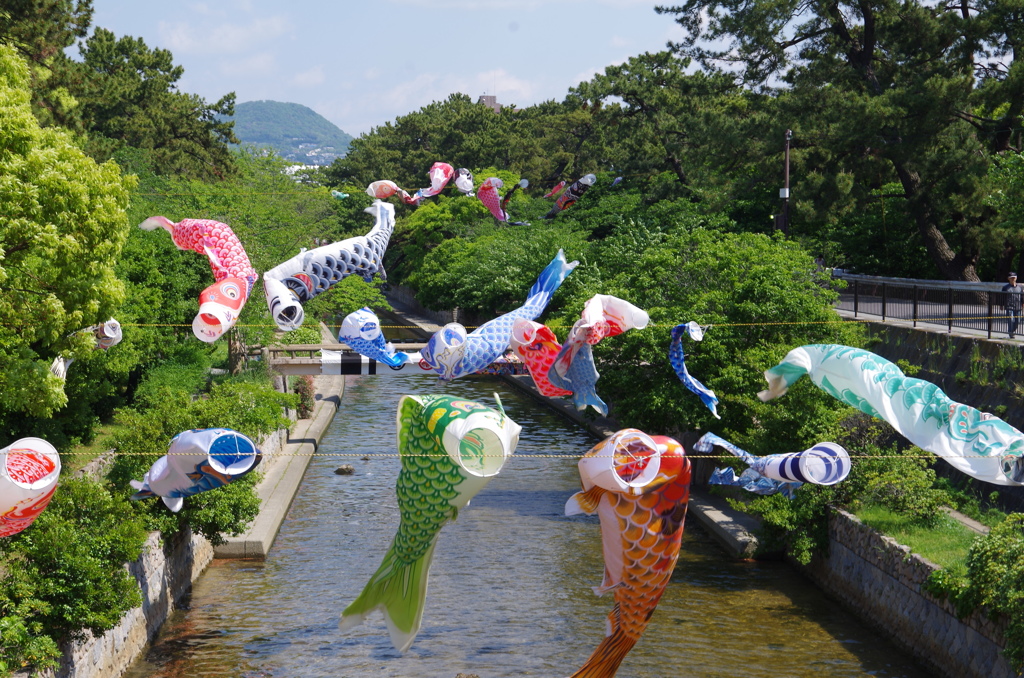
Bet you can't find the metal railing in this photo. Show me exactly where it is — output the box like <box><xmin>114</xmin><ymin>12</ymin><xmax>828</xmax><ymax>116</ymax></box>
<box><xmin>834</xmin><ymin>272</ymin><xmax>1017</xmax><ymax>339</ymax></box>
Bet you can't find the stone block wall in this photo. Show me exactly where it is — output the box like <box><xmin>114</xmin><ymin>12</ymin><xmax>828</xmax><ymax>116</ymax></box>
<box><xmin>14</xmin><ymin>424</ymin><xmax>289</xmax><ymax>678</ymax></box>
<box><xmin>16</xmin><ymin>529</ymin><xmax>212</xmax><ymax>678</ymax></box>
<box><xmin>800</xmin><ymin>509</ymin><xmax>1013</xmax><ymax>678</ymax></box>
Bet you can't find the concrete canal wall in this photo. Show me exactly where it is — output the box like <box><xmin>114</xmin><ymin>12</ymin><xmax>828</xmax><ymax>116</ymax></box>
<box><xmin>800</xmin><ymin>509</ymin><xmax>1013</xmax><ymax>678</ymax></box>
<box><xmin>499</xmin><ymin>317</ymin><xmax>1018</xmax><ymax>675</ymax></box>
<box><xmin>17</xmin><ymin>374</ymin><xmax>344</xmax><ymax>678</ymax></box>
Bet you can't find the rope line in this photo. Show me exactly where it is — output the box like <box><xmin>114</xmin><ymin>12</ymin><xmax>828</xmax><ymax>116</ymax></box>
<box><xmin>63</xmin><ymin>451</ymin><xmax>1011</xmax><ymax>460</ymax></box>
<box><xmin>48</xmin><ymin>315</ymin><xmax>1011</xmax><ymax>331</ymax></box>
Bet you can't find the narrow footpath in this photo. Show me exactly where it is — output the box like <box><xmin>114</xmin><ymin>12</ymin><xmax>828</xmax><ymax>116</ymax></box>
<box><xmin>215</xmin><ymin>324</ymin><xmax>346</xmax><ymax>559</ymax></box>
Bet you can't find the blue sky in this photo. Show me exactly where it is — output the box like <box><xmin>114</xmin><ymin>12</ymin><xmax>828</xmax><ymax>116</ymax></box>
<box><xmin>87</xmin><ymin>0</ymin><xmax>686</xmax><ymax>137</ymax></box>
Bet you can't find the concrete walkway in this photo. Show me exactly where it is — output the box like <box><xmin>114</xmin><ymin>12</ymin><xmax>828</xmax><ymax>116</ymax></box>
<box><xmin>214</xmin><ymin>374</ymin><xmax>344</xmax><ymax>559</ymax></box>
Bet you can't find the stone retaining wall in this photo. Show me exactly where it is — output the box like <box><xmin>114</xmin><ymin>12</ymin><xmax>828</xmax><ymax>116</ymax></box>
<box><xmin>16</xmin><ymin>427</ymin><xmax>289</xmax><ymax>678</ymax></box>
<box><xmin>16</xmin><ymin>529</ymin><xmax>212</xmax><ymax>678</ymax></box>
<box><xmin>800</xmin><ymin>509</ymin><xmax>1013</xmax><ymax>678</ymax></box>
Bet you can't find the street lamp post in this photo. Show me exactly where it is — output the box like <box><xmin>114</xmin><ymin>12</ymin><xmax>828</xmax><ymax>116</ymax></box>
<box><xmin>776</xmin><ymin>129</ymin><xmax>793</xmax><ymax>235</ymax></box>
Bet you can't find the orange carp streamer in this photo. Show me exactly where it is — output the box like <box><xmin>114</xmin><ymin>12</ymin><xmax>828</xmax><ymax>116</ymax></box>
<box><xmin>566</xmin><ymin>429</ymin><xmax>691</xmax><ymax>678</ymax></box>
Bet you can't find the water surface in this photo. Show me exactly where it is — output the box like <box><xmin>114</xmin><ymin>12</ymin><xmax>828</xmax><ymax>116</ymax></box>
<box><xmin>125</xmin><ymin>375</ymin><xmax>929</xmax><ymax>678</ymax></box>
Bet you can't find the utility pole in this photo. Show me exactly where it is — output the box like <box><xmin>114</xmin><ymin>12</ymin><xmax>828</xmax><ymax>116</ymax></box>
<box><xmin>775</xmin><ymin>129</ymin><xmax>793</xmax><ymax>235</ymax></box>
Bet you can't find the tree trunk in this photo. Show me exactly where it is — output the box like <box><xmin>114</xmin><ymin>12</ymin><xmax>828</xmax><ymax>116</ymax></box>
<box><xmin>228</xmin><ymin>329</ymin><xmax>245</xmax><ymax>375</ymax></box>
<box><xmin>892</xmin><ymin>160</ymin><xmax>979</xmax><ymax>282</ymax></box>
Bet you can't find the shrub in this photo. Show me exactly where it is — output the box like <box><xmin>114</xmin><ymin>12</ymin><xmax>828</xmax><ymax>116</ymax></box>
<box><xmin>925</xmin><ymin>514</ymin><xmax>1024</xmax><ymax>672</ymax></box>
<box><xmin>293</xmin><ymin>375</ymin><xmax>316</xmax><ymax>418</ymax></box>
<box><xmin>0</xmin><ymin>477</ymin><xmax>149</xmax><ymax>673</ymax></box>
<box><xmin>106</xmin><ymin>369</ymin><xmax>295</xmax><ymax>545</ymax></box>
<box><xmin>743</xmin><ymin>415</ymin><xmax>948</xmax><ymax>563</ymax></box>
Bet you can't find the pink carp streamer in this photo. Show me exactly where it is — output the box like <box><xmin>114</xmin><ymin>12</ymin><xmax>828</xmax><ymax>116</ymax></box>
<box><xmin>477</xmin><ymin>177</ymin><xmax>507</xmax><ymax>221</ymax></box>
<box><xmin>140</xmin><ymin>216</ymin><xmax>258</xmax><ymax>342</ymax></box>
<box><xmin>510</xmin><ymin>319</ymin><xmax>573</xmax><ymax>397</ymax></box>
<box><xmin>366</xmin><ymin>180</ymin><xmax>416</xmax><ymax>204</ymax></box>
<box><xmin>411</xmin><ymin>162</ymin><xmax>455</xmax><ymax>203</ymax></box>
<box><xmin>566</xmin><ymin>430</ymin><xmax>691</xmax><ymax>678</ymax></box>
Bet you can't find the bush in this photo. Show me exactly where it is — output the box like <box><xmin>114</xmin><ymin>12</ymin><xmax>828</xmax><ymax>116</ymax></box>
<box><xmin>925</xmin><ymin>513</ymin><xmax>1024</xmax><ymax>672</ymax></box>
<box><xmin>293</xmin><ymin>375</ymin><xmax>316</xmax><ymax>418</ymax></box>
<box><xmin>106</xmin><ymin>368</ymin><xmax>295</xmax><ymax>545</ymax></box>
<box><xmin>0</xmin><ymin>477</ymin><xmax>149</xmax><ymax>673</ymax></box>
<box><xmin>743</xmin><ymin>415</ymin><xmax>949</xmax><ymax>563</ymax></box>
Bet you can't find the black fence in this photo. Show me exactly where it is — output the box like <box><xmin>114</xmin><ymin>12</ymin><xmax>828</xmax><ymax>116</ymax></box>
<box><xmin>834</xmin><ymin>273</ymin><xmax>1017</xmax><ymax>339</ymax></box>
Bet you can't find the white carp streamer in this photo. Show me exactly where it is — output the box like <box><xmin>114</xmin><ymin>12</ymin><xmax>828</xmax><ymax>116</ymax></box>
<box><xmin>759</xmin><ymin>344</ymin><xmax>1024</xmax><ymax>485</ymax></box>
<box><xmin>263</xmin><ymin>200</ymin><xmax>395</xmax><ymax>331</ymax></box>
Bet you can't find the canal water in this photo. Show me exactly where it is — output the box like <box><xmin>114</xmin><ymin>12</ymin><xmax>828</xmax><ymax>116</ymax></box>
<box><xmin>125</xmin><ymin>375</ymin><xmax>929</xmax><ymax>678</ymax></box>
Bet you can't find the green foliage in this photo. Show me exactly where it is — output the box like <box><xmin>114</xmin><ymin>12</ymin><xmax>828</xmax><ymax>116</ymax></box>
<box><xmin>746</xmin><ymin>416</ymin><xmax>948</xmax><ymax>563</ymax></box>
<box><xmin>551</xmin><ymin>210</ymin><xmax>861</xmax><ymax>447</ymax></box>
<box><xmin>293</xmin><ymin>375</ymin><xmax>316</xmax><ymax>419</ymax></box>
<box><xmin>71</xmin><ymin>27</ymin><xmax>237</xmax><ymax>180</ymax></box>
<box><xmin>0</xmin><ymin>477</ymin><xmax>148</xmax><ymax>647</ymax></box>
<box><xmin>278</xmin><ymin>324</ymin><xmax>322</xmax><ymax>345</ymax></box>
<box><xmin>327</xmin><ymin>94</ymin><xmax>605</xmax><ymax>190</ymax></box>
<box><xmin>303</xmin><ymin>275</ymin><xmax>391</xmax><ymax>325</ymax></box>
<box><xmin>106</xmin><ymin>368</ymin><xmax>294</xmax><ymax>545</ymax></box>
<box><xmin>0</xmin><ymin>605</ymin><xmax>60</xmax><ymax>677</ymax></box>
<box><xmin>925</xmin><ymin>514</ymin><xmax>1024</xmax><ymax>672</ymax></box>
<box><xmin>231</xmin><ymin>100</ymin><xmax>352</xmax><ymax>164</ymax></box>
<box><xmin>407</xmin><ymin>220</ymin><xmax>591</xmax><ymax>317</ymax></box>
<box><xmin>132</xmin><ymin>361</ymin><xmax>210</xmax><ymax>409</ymax></box>
<box><xmin>0</xmin><ymin>43</ymin><xmax>134</xmax><ymax>418</ymax></box>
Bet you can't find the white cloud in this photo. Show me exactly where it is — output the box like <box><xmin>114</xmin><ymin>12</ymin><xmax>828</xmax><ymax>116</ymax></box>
<box><xmin>364</xmin><ymin>67</ymin><xmax>382</xmax><ymax>81</ymax></box>
<box><xmin>219</xmin><ymin>52</ymin><xmax>278</xmax><ymax>77</ymax></box>
<box><xmin>389</xmin><ymin>0</ymin><xmax>654</xmax><ymax>7</ymax></box>
<box><xmin>375</xmin><ymin>68</ymin><xmax>535</xmax><ymax>113</ymax></box>
<box><xmin>158</xmin><ymin>16</ymin><xmax>291</xmax><ymax>55</ymax></box>
<box><xmin>610</xmin><ymin>35</ymin><xmax>629</xmax><ymax>48</ymax></box>
<box><xmin>294</xmin><ymin>65</ymin><xmax>326</xmax><ymax>88</ymax></box>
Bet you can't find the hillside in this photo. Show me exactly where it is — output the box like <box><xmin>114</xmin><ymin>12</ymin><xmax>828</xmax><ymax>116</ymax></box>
<box><xmin>229</xmin><ymin>100</ymin><xmax>352</xmax><ymax>165</ymax></box>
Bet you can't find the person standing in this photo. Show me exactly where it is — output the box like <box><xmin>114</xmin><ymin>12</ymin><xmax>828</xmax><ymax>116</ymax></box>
<box><xmin>1002</xmin><ymin>272</ymin><xmax>1023</xmax><ymax>339</ymax></box>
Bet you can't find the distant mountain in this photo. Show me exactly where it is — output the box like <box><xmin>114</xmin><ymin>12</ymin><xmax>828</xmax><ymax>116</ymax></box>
<box><xmin>228</xmin><ymin>100</ymin><xmax>353</xmax><ymax>166</ymax></box>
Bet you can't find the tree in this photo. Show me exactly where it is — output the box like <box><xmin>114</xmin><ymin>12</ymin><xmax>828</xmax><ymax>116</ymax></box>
<box><xmin>73</xmin><ymin>28</ymin><xmax>237</xmax><ymax>180</ymax></box>
<box><xmin>0</xmin><ymin>1</ymin><xmax>92</xmax><ymax>65</ymax></box>
<box><xmin>571</xmin><ymin>52</ymin><xmax>758</xmax><ymax>198</ymax></box>
<box><xmin>655</xmin><ymin>0</ymin><xmax>1010</xmax><ymax>281</ymax></box>
<box><xmin>0</xmin><ymin>44</ymin><xmax>134</xmax><ymax>417</ymax></box>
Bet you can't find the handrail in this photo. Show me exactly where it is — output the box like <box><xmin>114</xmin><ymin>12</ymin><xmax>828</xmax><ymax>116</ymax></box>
<box><xmin>834</xmin><ymin>271</ymin><xmax>1007</xmax><ymax>292</ymax></box>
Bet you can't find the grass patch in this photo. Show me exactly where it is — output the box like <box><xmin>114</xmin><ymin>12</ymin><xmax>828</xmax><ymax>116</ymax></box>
<box><xmin>855</xmin><ymin>504</ymin><xmax>982</xmax><ymax>569</ymax></box>
<box><xmin>63</xmin><ymin>422</ymin><xmax>126</xmax><ymax>475</ymax></box>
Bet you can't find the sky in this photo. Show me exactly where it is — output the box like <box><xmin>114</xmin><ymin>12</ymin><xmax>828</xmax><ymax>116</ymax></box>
<box><xmin>86</xmin><ymin>0</ymin><xmax>688</xmax><ymax>137</ymax></box>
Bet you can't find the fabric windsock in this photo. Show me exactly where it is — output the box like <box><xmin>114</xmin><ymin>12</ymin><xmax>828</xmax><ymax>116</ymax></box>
<box><xmin>477</xmin><ymin>177</ymin><xmax>507</xmax><ymax>221</ymax></box>
<box><xmin>419</xmin><ymin>323</ymin><xmax>468</xmax><ymax>381</ymax></box>
<box><xmin>752</xmin><ymin>442</ymin><xmax>850</xmax><ymax>485</ymax></box>
<box><xmin>577</xmin><ymin>429</ymin><xmax>663</xmax><ymax>495</ymax></box>
<box><xmin>428</xmin><ymin>395</ymin><xmax>521</xmax><ymax>478</ymax></box>
<box><xmin>130</xmin><ymin>429</ymin><xmax>261</xmax><ymax>512</ymax></box>
<box><xmin>194</xmin><ymin>277</ymin><xmax>248</xmax><ymax>342</ymax></box>
<box><xmin>454</xmin><ymin>168</ymin><xmax>475</xmax><ymax>195</ymax></box>
<box><xmin>94</xmin><ymin>319</ymin><xmax>123</xmax><ymax>350</ymax></box>
<box><xmin>543</xmin><ymin>181</ymin><xmax>566</xmax><ymax>198</ymax></box>
<box><xmin>366</xmin><ymin>180</ymin><xmax>413</xmax><ymax>203</ymax></box>
<box><xmin>0</xmin><ymin>438</ymin><xmax>61</xmax><ymax>538</ymax></box>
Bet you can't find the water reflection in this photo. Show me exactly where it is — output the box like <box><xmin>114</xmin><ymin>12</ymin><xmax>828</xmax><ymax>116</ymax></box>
<box><xmin>125</xmin><ymin>375</ymin><xmax>928</xmax><ymax>678</ymax></box>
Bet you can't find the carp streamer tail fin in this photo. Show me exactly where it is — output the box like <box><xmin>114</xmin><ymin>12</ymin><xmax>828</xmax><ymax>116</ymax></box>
<box><xmin>523</xmin><ymin>249</ymin><xmax>579</xmax><ymax>314</ymax></box>
<box><xmin>570</xmin><ymin>620</ymin><xmax>638</xmax><ymax>678</ymax></box>
<box><xmin>339</xmin><ymin>540</ymin><xmax>439</xmax><ymax>653</ymax></box>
